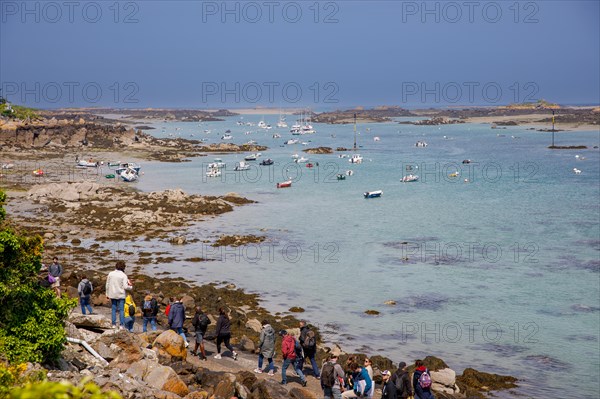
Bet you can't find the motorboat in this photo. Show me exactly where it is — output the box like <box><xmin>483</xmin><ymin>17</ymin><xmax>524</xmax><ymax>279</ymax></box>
<box><xmin>374</xmin><ymin>136</ymin><xmax>380</xmax><ymax>142</ymax></box>
<box><xmin>336</xmin><ymin>174</ymin><xmax>346</xmax><ymax>180</ymax></box>
<box><xmin>114</xmin><ymin>162</ymin><xmax>141</xmax><ymax>175</ymax></box>
<box><xmin>272</xmin><ymin>133</ymin><xmax>282</xmax><ymax>138</ymax></box>
<box><xmin>260</xmin><ymin>159</ymin><xmax>274</xmax><ymax>166</ymax></box>
<box><xmin>449</xmin><ymin>171</ymin><xmax>460</xmax><ymax>178</ymax></box>
<box><xmin>235</xmin><ymin>161</ymin><xmax>250</xmax><ymax>171</ymax></box>
<box><xmin>120</xmin><ymin>167</ymin><xmax>139</xmax><ymax>182</ymax></box>
<box><xmin>349</xmin><ymin>154</ymin><xmax>363</xmax><ymax>164</ymax></box>
<box><xmin>415</xmin><ymin>141</ymin><xmax>428</xmax><ymax>147</ymax></box>
<box><xmin>346</xmin><ymin>170</ymin><xmax>354</xmax><ymax>176</ymax></box>
<box><xmin>208</xmin><ymin>159</ymin><xmax>226</xmax><ymax>169</ymax></box>
<box><xmin>306</xmin><ymin>163</ymin><xmax>314</xmax><ymax>168</ymax></box>
<box><xmin>462</xmin><ymin>159</ymin><xmax>471</xmax><ymax>164</ymax></box>
<box><xmin>364</xmin><ymin>190</ymin><xmax>382</xmax><ymax>198</ymax></box>
<box><xmin>77</xmin><ymin>159</ymin><xmax>99</xmax><ymax>167</ymax></box>
<box><xmin>206</xmin><ymin>168</ymin><xmax>221</xmax><ymax>177</ymax></box>
<box><xmin>277</xmin><ymin>180</ymin><xmax>292</xmax><ymax>188</ymax></box>
<box><xmin>285</xmin><ymin>139</ymin><xmax>299</xmax><ymax>145</ymax></box>
<box><xmin>401</xmin><ymin>174</ymin><xmax>419</xmax><ymax>182</ymax></box>
<box><xmin>221</xmin><ymin>134</ymin><xmax>233</xmax><ymax>140</ymax></box>
<box><xmin>32</xmin><ymin>169</ymin><xmax>44</xmax><ymax>176</ymax></box>
<box><xmin>244</xmin><ymin>154</ymin><xmax>258</xmax><ymax>161</ymax></box>
<box><xmin>295</xmin><ymin>157</ymin><xmax>308</xmax><ymax>163</ymax></box>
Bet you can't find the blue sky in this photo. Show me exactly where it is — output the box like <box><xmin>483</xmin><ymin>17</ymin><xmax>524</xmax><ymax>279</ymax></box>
<box><xmin>1</xmin><ymin>0</ymin><xmax>598</xmax><ymax>108</ymax></box>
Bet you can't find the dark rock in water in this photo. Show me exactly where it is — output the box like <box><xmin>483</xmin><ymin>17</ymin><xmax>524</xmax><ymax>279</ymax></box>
<box><xmin>405</xmin><ymin>356</ymin><xmax>448</xmax><ymax>373</ymax></box>
<box><xmin>135</xmin><ymin>125</ymin><xmax>155</xmax><ymax>130</ymax></box>
<box><xmin>364</xmin><ymin>310</ymin><xmax>380</xmax><ymax>315</ymax></box>
<box><xmin>524</xmin><ymin>355</ymin><xmax>570</xmax><ymax>371</ymax></box>
<box><xmin>456</xmin><ymin>367</ymin><xmax>518</xmax><ymax>398</ymax></box>
<box><xmin>289</xmin><ymin>306</ymin><xmax>305</xmax><ymax>313</ymax></box>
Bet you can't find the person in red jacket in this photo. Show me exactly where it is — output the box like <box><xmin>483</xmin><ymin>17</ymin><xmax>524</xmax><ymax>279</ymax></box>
<box><xmin>280</xmin><ymin>330</ymin><xmax>307</xmax><ymax>386</ymax></box>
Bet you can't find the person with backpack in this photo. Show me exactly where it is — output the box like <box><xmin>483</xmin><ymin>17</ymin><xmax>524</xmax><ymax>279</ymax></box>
<box><xmin>77</xmin><ymin>275</ymin><xmax>93</xmax><ymax>315</ymax></box>
<box><xmin>381</xmin><ymin>370</ymin><xmax>398</xmax><ymax>399</ymax></box>
<box><xmin>299</xmin><ymin>320</ymin><xmax>320</xmax><ymax>378</ymax></box>
<box><xmin>48</xmin><ymin>256</ymin><xmax>63</xmax><ymax>297</ymax></box>
<box><xmin>123</xmin><ymin>293</ymin><xmax>136</xmax><ymax>332</ymax></box>
<box><xmin>142</xmin><ymin>294</ymin><xmax>159</xmax><ymax>332</ymax></box>
<box><xmin>391</xmin><ymin>362</ymin><xmax>413</xmax><ymax>399</ymax></box>
<box><xmin>165</xmin><ymin>297</ymin><xmax>174</xmax><ymax>316</ymax></box>
<box><xmin>254</xmin><ymin>320</ymin><xmax>275</xmax><ymax>375</ymax></box>
<box><xmin>342</xmin><ymin>362</ymin><xmax>373</xmax><ymax>398</ymax></box>
<box><xmin>280</xmin><ymin>330</ymin><xmax>307</xmax><ymax>386</ymax></box>
<box><xmin>321</xmin><ymin>354</ymin><xmax>345</xmax><ymax>399</ymax></box>
<box><xmin>191</xmin><ymin>306</ymin><xmax>211</xmax><ymax>360</ymax></box>
<box><xmin>105</xmin><ymin>261</ymin><xmax>132</xmax><ymax>329</ymax></box>
<box><xmin>413</xmin><ymin>359</ymin><xmax>435</xmax><ymax>399</ymax></box>
<box><xmin>214</xmin><ymin>307</ymin><xmax>237</xmax><ymax>360</ymax></box>
<box><xmin>168</xmin><ymin>297</ymin><xmax>189</xmax><ymax>347</ymax></box>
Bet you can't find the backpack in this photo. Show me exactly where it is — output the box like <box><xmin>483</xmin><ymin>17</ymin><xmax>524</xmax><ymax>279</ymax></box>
<box><xmin>418</xmin><ymin>369</ymin><xmax>432</xmax><ymax>389</ymax></box>
<box><xmin>198</xmin><ymin>313</ymin><xmax>210</xmax><ymax>329</ymax></box>
<box><xmin>142</xmin><ymin>299</ymin><xmax>153</xmax><ymax>316</ymax></box>
<box><xmin>303</xmin><ymin>332</ymin><xmax>316</xmax><ymax>349</ymax></box>
<box><xmin>128</xmin><ymin>304</ymin><xmax>136</xmax><ymax>317</ymax></box>
<box><xmin>393</xmin><ymin>371</ymin><xmax>405</xmax><ymax>393</ymax></box>
<box><xmin>320</xmin><ymin>362</ymin><xmax>336</xmax><ymax>388</ymax></box>
<box><xmin>82</xmin><ymin>281</ymin><xmax>92</xmax><ymax>296</ymax></box>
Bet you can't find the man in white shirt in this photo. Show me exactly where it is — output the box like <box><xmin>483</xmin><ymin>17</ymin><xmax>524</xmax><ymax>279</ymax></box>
<box><xmin>105</xmin><ymin>260</ymin><xmax>131</xmax><ymax>329</ymax></box>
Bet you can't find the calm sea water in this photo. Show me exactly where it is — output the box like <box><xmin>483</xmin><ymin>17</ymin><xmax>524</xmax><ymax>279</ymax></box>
<box><xmin>130</xmin><ymin>115</ymin><xmax>599</xmax><ymax>398</ymax></box>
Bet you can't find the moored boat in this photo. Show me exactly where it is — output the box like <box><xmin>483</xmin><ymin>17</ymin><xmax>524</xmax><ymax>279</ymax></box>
<box><xmin>260</xmin><ymin>159</ymin><xmax>274</xmax><ymax>166</ymax></box>
<box><xmin>77</xmin><ymin>159</ymin><xmax>99</xmax><ymax>167</ymax></box>
<box><xmin>349</xmin><ymin>154</ymin><xmax>363</xmax><ymax>164</ymax></box>
<box><xmin>32</xmin><ymin>169</ymin><xmax>44</xmax><ymax>176</ymax></box>
<box><xmin>206</xmin><ymin>168</ymin><xmax>221</xmax><ymax>177</ymax></box>
<box><xmin>234</xmin><ymin>161</ymin><xmax>250</xmax><ymax>171</ymax></box>
<box><xmin>277</xmin><ymin>180</ymin><xmax>292</xmax><ymax>188</ymax></box>
<box><xmin>401</xmin><ymin>174</ymin><xmax>419</xmax><ymax>182</ymax></box>
<box><xmin>336</xmin><ymin>174</ymin><xmax>346</xmax><ymax>180</ymax></box>
<box><xmin>120</xmin><ymin>167</ymin><xmax>139</xmax><ymax>182</ymax></box>
<box><xmin>244</xmin><ymin>154</ymin><xmax>258</xmax><ymax>161</ymax></box>
<box><xmin>364</xmin><ymin>190</ymin><xmax>382</xmax><ymax>198</ymax></box>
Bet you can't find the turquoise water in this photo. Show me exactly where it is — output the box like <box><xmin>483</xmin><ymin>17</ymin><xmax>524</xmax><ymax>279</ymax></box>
<box><xmin>134</xmin><ymin>116</ymin><xmax>599</xmax><ymax>398</ymax></box>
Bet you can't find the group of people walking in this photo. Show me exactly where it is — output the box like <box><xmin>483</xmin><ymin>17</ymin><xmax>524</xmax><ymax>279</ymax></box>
<box><xmin>75</xmin><ymin>260</ymin><xmax>435</xmax><ymax>399</ymax></box>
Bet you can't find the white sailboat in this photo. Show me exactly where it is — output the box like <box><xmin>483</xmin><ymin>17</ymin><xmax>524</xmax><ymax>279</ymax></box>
<box><xmin>349</xmin><ymin>113</ymin><xmax>363</xmax><ymax>164</ymax></box>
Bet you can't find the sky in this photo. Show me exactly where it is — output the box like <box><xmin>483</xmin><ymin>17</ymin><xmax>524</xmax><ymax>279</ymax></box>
<box><xmin>1</xmin><ymin>0</ymin><xmax>599</xmax><ymax>109</ymax></box>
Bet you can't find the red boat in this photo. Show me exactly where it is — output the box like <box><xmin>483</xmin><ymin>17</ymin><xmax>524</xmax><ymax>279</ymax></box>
<box><xmin>276</xmin><ymin>180</ymin><xmax>292</xmax><ymax>188</ymax></box>
<box><xmin>306</xmin><ymin>163</ymin><xmax>314</xmax><ymax>168</ymax></box>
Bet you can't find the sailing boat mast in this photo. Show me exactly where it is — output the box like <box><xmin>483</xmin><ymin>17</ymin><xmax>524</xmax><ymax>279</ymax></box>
<box><xmin>353</xmin><ymin>113</ymin><xmax>357</xmax><ymax>150</ymax></box>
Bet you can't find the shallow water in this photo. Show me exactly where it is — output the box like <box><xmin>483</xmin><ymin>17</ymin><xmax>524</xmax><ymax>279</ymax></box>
<box><xmin>133</xmin><ymin>116</ymin><xmax>599</xmax><ymax>398</ymax></box>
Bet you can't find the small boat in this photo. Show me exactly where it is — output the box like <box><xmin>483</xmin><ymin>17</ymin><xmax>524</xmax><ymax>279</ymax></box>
<box><xmin>225</xmin><ymin>129</ymin><xmax>231</xmax><ymax>133</ymax></box>
<box><xmin>462</xmin><ymin>159</ymin><xmax>471</xmax><ymax>164</ymax></box>
<box><xmin>234</xmin><ymin>161</ymin><xmax>250</xmax><ymax>171</ymax></box>
<box><xmin>77</xmin><ymin>159</ymin><xmax>99</xmax><ymax>167</ymax></box>
<box><xmin>306</xmin><ymin>163</ymin><xmax>314</xmax><ymax>168</ymax></box>
<box><xmin>277</xmin><ymin>180</ymin><xmax>292</xmax><ymax>188</ymax></box>
<box><xmin>364</xmin><ymin>190</ymin><xmax>382</xmax><ymax>198</ymax></box>
<box><xmin>374</xmin><ymin>136</ymin><xmax>380</xmax><ymax>142</ymax></box>
<box><xmin>415</xmin><ymin>141</ymin><xmax>428</xmax><ymax>147</ymax></box>
<box><xmin>208</xmin><ymin>159</ymin><xmax>226</xmax><ymax>169</ymax></box>
<box><xmin>346</xmin><ymin>170</ymin><xmax>354</xmax><ymax>176</ymax></box>
<box><xmin>401</xmin><ymin>174</ymin><xmax>419</xmax><ymax>182</ymax></box>
<box><xmin>32</xmin><ymin>169</ymin><xmax>44</xmax><ymax>176</ymax></box>
<box><xmin>1</xmin><ymin>163</ymin><xmax>14</xmax><ymax>169</ymax></box>
<box><xmin>573</xmin><ymin>168</ymin><xmax>582</xmax><ymax>175</ymax></box>
<box><xmin>449</xmin><ymin>172</ymin><xmax>460</xmax><ymax>178</ymax></box>
<box><xmin>244</xmin><ymin>154</ymin><xmax>258</xmax><ymax>161</ymax></box>
<box><xmin>105</xmin><ymin>174</ymin><xmax>115</xmax><ymax>179</ymax></box>
<box><xmin>285</xmin><ymin>139</ymin><xmax>299</xmax><ymax>145</ymax></box>
<box><xmin>221</xmin><ymin>134</ymin><xmax>233</xmax><ymax>140</ymax></box>
<box><xmin>272</xmin><ymin>133</ymin><xmax>282</xmax><ymax>138</ymax></box>
<box><xmin>206</xmin><ymin>168</ymin><xmax>221</xmax><ymax>177</ymax></box>
<box><xmin>291</xmin><ymin>154</ymin><xmax>299</xmax><ymax>159</ymax></box>
<box><xmin>120</xmin><ymin>167</ymin><xmax>138</xmax><ymax>182</ymax></box>
<box><xmin>114</xmin><ymin>162</ymin><xmax>141</xmax><ymax>175</ymax></box>
<box><xmin>349</xmin><ymin>154</ymin><xmax>363</xmax><ymax>164</ymax></box>
<box><xmin>258</xmin><ymin>120</ymin><xmax>267</xmax><ymax>129</ymax></box>
<box><xmin>295</xmin><ymin>157</ymin><xmax>308</xmax><ymax>163</ymax></box>
<box><xmin>338</xmin><ymin>154</ymin><xmax>348</xmax><ymax>159</ymax></box>
<box><xmin>260</xmin><ymin>159</ymin><xmax>274</xmax><ymax>166</ymax></box>
<box><xmin>336</xmin><ymin>174</ymin><xmax>346</xmax><ymax>180</ymax></box>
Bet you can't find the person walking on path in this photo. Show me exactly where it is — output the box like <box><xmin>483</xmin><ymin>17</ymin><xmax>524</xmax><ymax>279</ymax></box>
<box><xmin>254</xmin><ymin>320</ymin><xmax>276</xmax><ymax>375</ymax></box>
<box><xmin>391</xmin><ymin>361</ymin><xmax>413</xmax><ymax>399</ymax></box>
<box><xmin>280</xmin><ymin>330</ymin><xmax>307</xmax><ymax>387</ymax></box>
<box><xmin>413</xmin><ymin>360</ymin><xmax>435</xmax><ymax>399</ymax></box>
<box><xmin>77</xmin><ymin>274</ymin><xmax>93</xmax><ymax>315</ymax></box>
<box><xmin>124</xmin><ymin>293</ymin><xmax>136</xmax><ymax>332</ymax></box>
<box><xmin>105</xmin><ymin>261</ymin><xmax>131</xmax><ymax>329</ymax></box>
<box><xmin>141</xmin><ymin>294</ymin><xmax>159</xmax><ymax>332</ymax></box>
<box><xmin>299</xmin><ymin>320</ymin><xmax>320</xmax><ymax>378</ymax></box>
<box><xmin>191</xmin><ymin>306</ymin><xmax>211</xmax><ymax>360</ymax></box>
<box><xmin>381</xmin><ymin>370</ymin><xmax>398</xmax><ymax>399</ymax></box>
<box><xmin>168</xmin><ymin>296</ymin><xmax>189</xmax><ymax>347</ymax></box>
<box><xmin>48</xmin><ymin>257</ymin><xmax>63</xmax><ymax>297</ymax></box>
<box><xmin>214</xmin><ymin>307</ymin><xmax>237</xmax><ymax>360</ymax></box>
<box><xmin>321</xmin><ymin>354</ymin><xmax>345</xmax><ymax>399</ymax></box>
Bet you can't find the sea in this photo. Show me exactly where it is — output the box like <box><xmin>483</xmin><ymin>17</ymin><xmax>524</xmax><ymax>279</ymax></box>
<box><xmin>118</xmin><ymin>114</ymin><xmax>598</xmax><ymax>398</ymax></box>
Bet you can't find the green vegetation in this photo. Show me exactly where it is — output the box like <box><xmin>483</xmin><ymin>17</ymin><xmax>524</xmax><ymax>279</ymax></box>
<box><xmin>0</xmin><ymin>190</ymin><xmax>76</xmax><ymax>364</ymax></box>
<box><xmin>0</xmin><ymin>102</ymin><xmax>41</xmax><ymax>121</ymax></box>
<box><xmin>506</xmin><ymin>99</ymin><xmax>559</xmax><ymax>109</ymax></box>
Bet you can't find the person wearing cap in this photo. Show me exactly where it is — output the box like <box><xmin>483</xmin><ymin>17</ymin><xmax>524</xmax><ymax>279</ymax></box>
<box><xmin>391</xmin><ymin>362</ymin><xmax>413</xmax><ymax>399</ymax></box>
<box><xmin>381</xmin><ymin>370</ymin><xmax>398</xmax><ymax>399</ymax></box>
<box><xmin>280</xmin><ymin>330</ymin><xmax>307</xmax><ymax>386</ymax></box>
